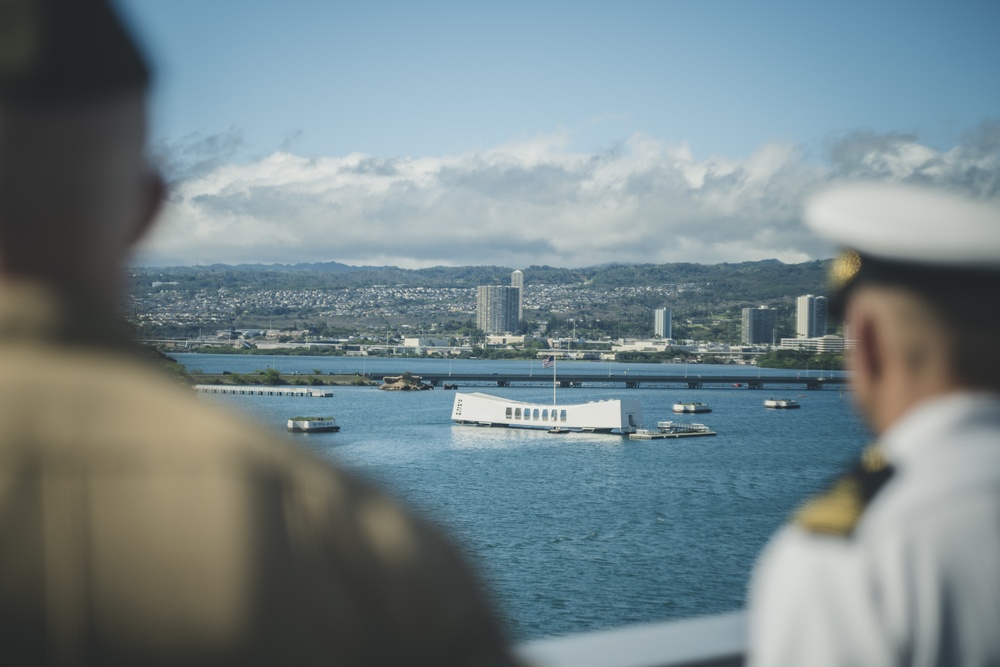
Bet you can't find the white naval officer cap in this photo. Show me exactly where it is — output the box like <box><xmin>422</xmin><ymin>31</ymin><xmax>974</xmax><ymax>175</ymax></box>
<box><xmin>803</xmin><ymin>182</ymin><xmax>1000</xmax><ymax>317</ymax></box>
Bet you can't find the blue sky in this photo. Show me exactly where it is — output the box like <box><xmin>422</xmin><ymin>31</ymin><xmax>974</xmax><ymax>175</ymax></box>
<box><xmin>117</xmin><ymin>0</ymin><xmax>1000</xmax><ymax>269</ymax></box>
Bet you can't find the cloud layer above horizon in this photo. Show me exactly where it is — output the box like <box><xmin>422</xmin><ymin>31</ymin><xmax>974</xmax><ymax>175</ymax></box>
<box><xmin>136</xmin><ymin>122</ymin><xmax>1000</xmax><ymax>269</ymax></box>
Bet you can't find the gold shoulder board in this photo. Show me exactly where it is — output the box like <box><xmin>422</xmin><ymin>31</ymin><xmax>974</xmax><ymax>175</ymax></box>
<box><xmin>794</xmin><ymin>476</ymin><xmax>865</xmax><ymax>535</ymax></box>
<box><xmin>794</xmin><ymin>444</ymin><xmax>892</xmax><ymax>536</ymax></box>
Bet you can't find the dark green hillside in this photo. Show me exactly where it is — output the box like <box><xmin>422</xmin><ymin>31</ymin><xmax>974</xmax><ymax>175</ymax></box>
<box><xmin>132</xmin><ymin>259</ymin><xmax>828</xmax><ymax>297</ymax></box>
<box><xmin>128</xmin><ymin>259</ymin><xmax>833</xmax><ymax>342</ymax></box>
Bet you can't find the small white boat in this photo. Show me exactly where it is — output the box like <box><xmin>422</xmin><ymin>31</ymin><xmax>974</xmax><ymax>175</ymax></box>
<box><xmin>287</xmin><ymin>416</ymin><xmax>340</xmax><ymax>432</ymax></box>
<box><xmin>672</xmin><ymin>402</ymin><xmax>711</xmax><ymax>413</ymax></box>
<box><xmin>764</xmin><ymin>398</ymin><xmax>800</xmax><ymax>409</ymax></box>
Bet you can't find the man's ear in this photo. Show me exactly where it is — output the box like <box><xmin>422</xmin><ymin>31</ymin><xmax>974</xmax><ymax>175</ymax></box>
<box><xmin>846</xmin><ymin>294</ymin><xmax>883</xmax><ymax>423</ymax></box>
<box><xmin>129</xmin><ymin>170</ymin><xmax>165</xmax><ymax>245</ymax></box>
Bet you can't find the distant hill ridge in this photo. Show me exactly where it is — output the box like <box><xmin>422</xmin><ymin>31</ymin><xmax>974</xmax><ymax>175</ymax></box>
<box><xmin>138</xmin><ymin>258</ymin><xmax>826</xmax><ymax>280</ymax></box>
<box><xmin>187</xmin><ymin>261</ymin><xmax>366</xmax><ymax>273</ymax></box>
<box><xmin>133</xmin><ymin>259</ymin><xmax>832</xmax><ymax>305</ymax></box>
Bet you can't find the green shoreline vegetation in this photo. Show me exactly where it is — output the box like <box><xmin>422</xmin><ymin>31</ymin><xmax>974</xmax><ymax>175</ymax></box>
<box><xmin>754</xmin><ymin>349</ymin><xmax>845</xmax><ymax>371</ymax></box>
<box><xmin>153</xmin><ymin>354</ymin><xmax>377</xmax><ymax>387</ymax></box>
<box><xmin>193</xmin><ymin>370</ymin><xmax>376</xmax><ymax>387</ymax></box>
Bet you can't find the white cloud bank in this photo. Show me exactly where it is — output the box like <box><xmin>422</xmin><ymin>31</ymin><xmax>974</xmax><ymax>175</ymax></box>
<box><xmin>136</xmin><ymin>122</ymin><xmax>1000</xmax><ymax>268</ymax></box>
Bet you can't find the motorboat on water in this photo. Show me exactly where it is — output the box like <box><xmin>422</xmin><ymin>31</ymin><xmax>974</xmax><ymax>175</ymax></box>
<box><xmin>287</xmin><ymin>416</ymin><xmax>341</xmax><ymax>432</ymax></box>
<box><xmin>764</xmin><ymin>398</ymin><xmax>800</xmax><ymax>409</ymax></box>
<box><xmin>672</xmin><ymin>402</ymin><xmax>711</xmax><ymax>413</ymax></box>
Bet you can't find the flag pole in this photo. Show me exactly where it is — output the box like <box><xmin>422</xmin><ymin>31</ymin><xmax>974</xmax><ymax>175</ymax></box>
<box><xmin>552</xmin><ymin>356</ymin><xmax>557</xmax><ymax>406</ymax></box>
<box><xmin>542</xmin><ymin>355</ymin><xmax>556</xmax><ymax>405</ymax></box>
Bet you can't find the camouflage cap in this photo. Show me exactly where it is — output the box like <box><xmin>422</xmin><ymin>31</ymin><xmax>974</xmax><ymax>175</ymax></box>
<box><xmin>0</xmin><ymin>0</ymin><xmax>150</xmax><ymax>102</ymax></box>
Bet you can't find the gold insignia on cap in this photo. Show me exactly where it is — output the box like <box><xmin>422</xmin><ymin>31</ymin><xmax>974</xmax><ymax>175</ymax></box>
<box><xmin>829</xmin><ymin>248</ymin><xmax>862</xmax><ymax>291</ymax></box>
<box><xmin>0</xmin><ymin>0</ymin><xmax>39</xmax><ymax>76</ymax></box>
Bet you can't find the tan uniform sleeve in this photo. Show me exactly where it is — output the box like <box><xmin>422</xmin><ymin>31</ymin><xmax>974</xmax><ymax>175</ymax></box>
<box><xmin>244</xmin><ymin>449</ymin><xmax>524</xmax><ymax>667</ymax></box>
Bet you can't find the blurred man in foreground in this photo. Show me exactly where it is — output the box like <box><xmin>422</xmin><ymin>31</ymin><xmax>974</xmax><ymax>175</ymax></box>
<box><xmin>748</xmin><ymin>182</ymin><xmax>1000</xmax><ymax>666</ymax></box>
<box><xmin>0</xmin><ymin>1</ymin><xmax>519</xmax><ymax>664</ymax></box>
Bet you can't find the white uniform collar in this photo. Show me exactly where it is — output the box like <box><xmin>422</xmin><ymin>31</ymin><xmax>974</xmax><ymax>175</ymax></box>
<box><xmin>880</xmin><ymin>392</ymin><xmax>1000</xmax><ymax>464</ymax></box>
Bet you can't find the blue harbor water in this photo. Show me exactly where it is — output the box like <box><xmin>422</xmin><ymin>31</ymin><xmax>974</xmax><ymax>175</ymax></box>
<box><xmin>174</xmin><ymin>354</ymin><xmax>868</xmax><ymax>641</ymax></box>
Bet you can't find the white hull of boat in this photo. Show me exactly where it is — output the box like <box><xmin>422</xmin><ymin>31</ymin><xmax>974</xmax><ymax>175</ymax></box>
<box><xmin>451</xmin><ymin>392</ymin><xmax>641</xmax><ymax>434</ymax></box>
<box><xmin>287</xmin><ymin>418</ymin><xmax>340</xmax><ymax>432</ymax></box>
<box><xmin>672</xmin><ymin>402</ymin><xmax>711</xmax><ymax>413</ymax></box>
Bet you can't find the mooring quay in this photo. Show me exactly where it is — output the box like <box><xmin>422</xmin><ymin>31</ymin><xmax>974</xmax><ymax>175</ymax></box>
<box><xmin>366</xmin><ymin>372</ymin><xmax>846</xmax><ymax>390</ymax></box>
<box><xmin>194</xmin><ymin>385</ymin><xmax>334</xmax><ymax>397</ymax></box>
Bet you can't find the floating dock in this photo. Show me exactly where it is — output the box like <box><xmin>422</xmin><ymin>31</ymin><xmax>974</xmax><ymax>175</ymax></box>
<box><xmin>629</xmin><ymin>421</ymin><xmax>717</xmax><ymax>440</ymax></box>
<box><xmin>195</xmin><ymin>385</ymin><xmax>333</xmax><ymax>398</ymax></box>
<box><xmin>629</xmin><ymin>430</ymin><xmax>717</xmax><ymax>440</ymax></box>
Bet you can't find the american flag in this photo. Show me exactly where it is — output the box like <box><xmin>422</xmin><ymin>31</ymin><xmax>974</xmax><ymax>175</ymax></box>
<box><xmin>542</xmin><ymin>356</ymin><xmax>554</xmax><ymax>369</ymax></box>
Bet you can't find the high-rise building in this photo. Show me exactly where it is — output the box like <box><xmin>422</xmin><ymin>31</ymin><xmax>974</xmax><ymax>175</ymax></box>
<box><xmin>476</xmin><ymin>285</ymin><xmax>520</xmax><ymax>334</ymax></box>
<box><xmin>654</xmin><ymin>308</ymin><xmax>672</xmax><ymax>339</ymax></box>
<box><xmin>796</xmin><ymin>294</ymin><xmax>828</xmax><ymax>338</ymax></box>
<box><xmin>510</xmin><ymin>269</ymin><xmax>524</xmax><ymax>323</ymax></box>
<box><xmin>742</xmin><ymin>306</ymin><xmax>777</xmax><ymax>345</ymax></box>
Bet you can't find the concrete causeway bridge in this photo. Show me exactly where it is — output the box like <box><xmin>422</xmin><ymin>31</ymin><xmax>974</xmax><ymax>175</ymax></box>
<box><xmin>367</xmin><ymin>371</ymin><xmax>847</xmax><ymax>390</ymax></box>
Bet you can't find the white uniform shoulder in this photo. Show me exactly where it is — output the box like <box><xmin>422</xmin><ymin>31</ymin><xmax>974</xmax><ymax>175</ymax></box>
<box><xmin>749</xmin><ymin>394</ymin><xmax>1000</xmax><ymax>667</ymax></box>
<box><xmin>748</xmin><ymin>525</ymin><xmax>893</xmax><ymax>667</ymax></box>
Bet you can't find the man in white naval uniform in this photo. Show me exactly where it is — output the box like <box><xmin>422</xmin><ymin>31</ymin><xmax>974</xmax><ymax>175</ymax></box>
<box><xmin>747</xmin><ymin>182</ymin><xmax>1000</xmax><ymax>667</ymax></box>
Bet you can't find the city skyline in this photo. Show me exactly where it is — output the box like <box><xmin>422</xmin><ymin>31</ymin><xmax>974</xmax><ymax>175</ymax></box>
<box><xmin>119</xmin><ymin>0</ymin><xmax>1000</xmax><ymax>270</ymax></box>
